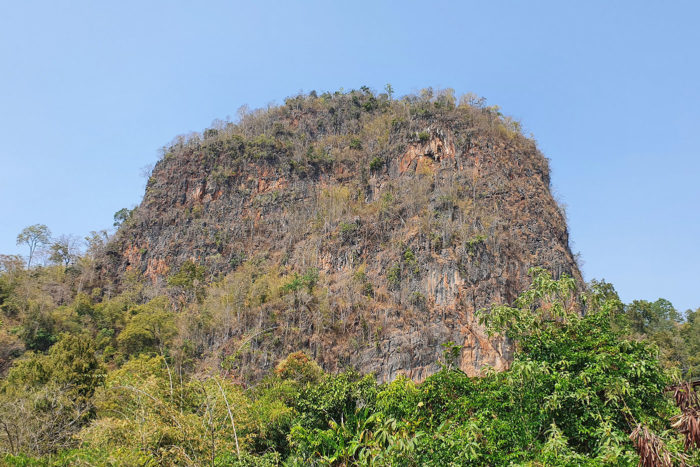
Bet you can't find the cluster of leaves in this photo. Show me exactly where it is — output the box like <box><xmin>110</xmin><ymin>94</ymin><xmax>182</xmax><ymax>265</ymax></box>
<box><xmin>280</xmin><ymin>268</ymin><xmax>319</xmax><ymax>295</ymax></box>
<box><xmin>1</xmin><ymin>263</ymin><xmax>698</xmax><ymax>465</ymax></box>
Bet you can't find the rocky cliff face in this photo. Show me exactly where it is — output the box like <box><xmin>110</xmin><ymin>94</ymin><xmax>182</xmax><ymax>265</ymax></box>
<box><xmin>105</xmin><ymin>89</ymin><xmax>581</xmax><ymax>382</ymax></box>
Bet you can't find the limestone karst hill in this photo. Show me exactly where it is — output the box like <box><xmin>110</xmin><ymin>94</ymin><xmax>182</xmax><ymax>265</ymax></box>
<box><xmin>103</xmin><ymin>88</ymin><xmax>581</xmax><ymax>382</ymax></box>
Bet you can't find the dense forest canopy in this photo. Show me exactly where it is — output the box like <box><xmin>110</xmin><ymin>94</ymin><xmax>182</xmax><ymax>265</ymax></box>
<box><xmin>0</xmin><ymin>88</ymin><xmax>698</xmax><ymax>466</ymax></box>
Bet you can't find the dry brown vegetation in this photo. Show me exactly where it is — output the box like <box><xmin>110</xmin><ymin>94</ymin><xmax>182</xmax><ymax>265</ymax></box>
<box><xmin>103</xmin><ymin>87</ymin><xmax>581</xmax><ymax>382</ymax></box>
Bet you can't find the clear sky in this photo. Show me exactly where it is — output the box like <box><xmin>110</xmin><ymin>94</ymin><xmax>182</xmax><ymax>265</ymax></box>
<box><xmin>1</xmin><ymin>1</ymin><xmax>698</xmax><ymax>311</ymax></box>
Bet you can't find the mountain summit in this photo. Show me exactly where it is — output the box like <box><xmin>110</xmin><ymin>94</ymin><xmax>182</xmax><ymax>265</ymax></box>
<box><xmin>105</xmin><ymin>88</ymin><xmax>581</xmax><ymax>381</ymax></box>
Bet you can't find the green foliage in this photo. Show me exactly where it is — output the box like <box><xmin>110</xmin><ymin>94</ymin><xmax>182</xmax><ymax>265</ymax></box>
<box><xmin>440</xmin><ymin>341</ymin><xmax>462</xmax><ymax>370</ymax></box>
<box><xmin>280</xmin><ymin>268</ymin><xmax>318</xmax><ymax>294</ymax></box>
<box><xmin>402</xmin><ymin>247</ymin><xmax>419</xmax><ymax>275</ymax></box>
<box><xmin>478</xmin><ymin>267</ymin><xmax>578</xmax><ymax>343</ymax></box>
<box><xmin>288</xmin><ymin>409</ymin><xmax>421</xmax><ymax>465</ymax></box>
<box><xmin>81</xmin><ymin>355</ymin><xmax>257</xmax><ymax>465</ymax></box>
<box><xmin>0</xmin><ymin>334</ymin><xmax>104</xmax><ymax>455</ymax></box>
<box><xmin>16</xmin><ymin>224</ymin><xmax>51</xmax><ymax>268</ymax></box>
<box><xmin>116</xmin><ymin>297</ymin><xmax>176</xmax><ymax>356</ymax></box>
<box><xmin>168</xmin><ymin>260</ymin><xmax>205</xmax><ymax>288</ymax></box>
<box><xmin>471</xmin><ymin>268</ymin><xmax>679</xmax><ymax>464</ymax></box>
<box><xmin>48</xmin><ymin>235</ymin><xmax>79</xmax><ymax>267</ymax></box>
<box><xmin>304</xmin><ymin>144</ymin><xmax>334</xmax><ymax>170</ymax></box>
<box><xmin>338</xmin><ymin>221</ymin><xmax>358</xmax><ymax>243</ymax></box>
<box><xmin>386</xmin><ymin>247</ymin><xmax>420</xmax><ymax>291</ymax></box>
<box><xmin>619</xmin><ymin>298</ymin><xmax>699</xmax><ymax>377</ymax></box>
<box><xmin>369</xmin><ymin>156</ymin><xmax>383</xmax><ymax>172</ymax></box>
<box><xmin>112</xmin><ymin>207</ymin><xmax>134</xmax><ymax>228</ymax></box>
<box><xmin>681</xmin><ymin>308</ymin><xmax>700</xmax><ymax>377</ymax></box>
<box><xmin>386</xmin><ymin>264</ymin><xmax>401</xmax><ymax>288</ymax></box>
<box><xmin>2</xmin><ymin>222</ymin><xmax>698</xmax><ymax>465</ymax></box>
<box><xmin>167</xmin><ymin>260</ymin><xmax>206</xmax><ymax>302</ymax></box>
<box><xmin>274</xmin><ymin>351</ymin><xmax>323</xmax><ymax>384</ymax></box>
<box><xmin>384</xmin><ymin>83</ymin><xmax>394</xmax><ymax>100</ymax></box>
<box><xmin>292</xmin><ymin>371</ymin><xmax>378</xmax><ymax>430</ymax></box>
<box><xmin>352</xmin><ymin>265</ymin><xmax>374</xmax><ymax>297</ymax></box>
<box><xmin>17</xmin><ymin>306</ymin><xmax>57</xmax><ymax>351</ymax></box>
<box><xmin>2</xmin><ymin>297</ymin><xmax>695</xmax><ymax>466</ymax></box>
<box><xmin>374</xmin><ymin>375</ymin><xmax>419</xmax><ymax>421</ymax></box>
<box><xmin>465</xmin><ymin>233</ymin><xmax>486</xmax><ymax>256</ymax></box>
<box><xmin>626</xmin><ymin>298</ymin><xmax>681</xmax><ymax>334</ymax></box>
<box><xmin>5</xmin><ymin>333</ymin><xmax>103</xmax><ymax>400</ymax></box>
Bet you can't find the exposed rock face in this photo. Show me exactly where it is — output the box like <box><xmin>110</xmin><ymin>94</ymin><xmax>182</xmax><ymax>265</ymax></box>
<box><xmin>106</xmin><ymin>90</ymin><xmax>581</xmax><ymax>382</ymax></box>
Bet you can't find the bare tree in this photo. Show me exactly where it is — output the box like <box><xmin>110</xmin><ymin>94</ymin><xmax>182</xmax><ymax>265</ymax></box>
<box><xmin>49</xmin><ymin>234</ymin><xmax>81</xmax><ymax>267</ymax></box>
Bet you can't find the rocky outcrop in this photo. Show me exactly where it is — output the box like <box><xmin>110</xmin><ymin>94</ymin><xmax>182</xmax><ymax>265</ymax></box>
<box><xmin>105</xmin><ymin>90</ymin><xmax>581</xmax><ymax>382</ymax></box>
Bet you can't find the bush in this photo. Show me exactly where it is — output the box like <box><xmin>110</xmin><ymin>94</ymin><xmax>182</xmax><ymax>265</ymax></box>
<box><xmin>339</xmin><ymin>221</ymin><xmax>358</xmax><ymax>243</ymax></box>
<box><xmin>386</xmin><ymin>264</ymin><xmax>401</xmax><ymax>288</ymax></box>
<box><xmin>275</xmin><ymin>352</ymin><xmax>323</xmax><ymax>384</ymax></box>
<box><xmin>292</xmin><ymin>371</ymin><xmax>378</xmax><ymax>429</ymax></box>
<box><xmin>369</xmin><ymin>156</ymin><xmax>384</xmax><ymax>172</ymax></box>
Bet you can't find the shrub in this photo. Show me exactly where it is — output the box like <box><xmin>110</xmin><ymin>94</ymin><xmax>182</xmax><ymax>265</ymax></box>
<box><xmin>275</xmin><ymin>351</ymin><xmax>323</xmax><ymax>384</ymax></box>
<box><xmin>403</xmin><ymin>248</ymin><xmax>419</xmax><ymax>275</ymax></box>
<box><xmin>281</xmin><ymin>268</ymin><xmax>319</xmax><ymax>294</ymax></box>
<box><xmin>387</xmin><ymin>264</ymin><xmax>401</xmax><ymax>288</ymax></box>
<box><xmin>339</xmin><ymin>221</ymin><xmax>358</xmax><ymax>243</ymax></box>
<box><xmin>369</xmin><ymin>156</ymin><xmax>384</xmax><ymax>172</ymax></box>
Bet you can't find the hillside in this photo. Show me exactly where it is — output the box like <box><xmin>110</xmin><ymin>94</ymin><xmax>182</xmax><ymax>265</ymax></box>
<box><xmin>104</xmin><ymin>88</ymin><xmax>581</xmax><ymax>381</ymax></box>
<box><xmin>2</xmin><ymin>88</ymin><xmax>698</xmax><ymax>465</ymax></box>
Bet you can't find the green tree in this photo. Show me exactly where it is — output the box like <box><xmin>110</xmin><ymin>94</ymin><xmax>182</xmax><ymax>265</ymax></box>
<box><xmin>274</xmin><ymin>351</ymin><xmax>323</xmax><ymax>384</ymax></box>
<box><xmin>167</xmin><ymin>260</ymin><xmax>206</xmax><ymax>303</ymax></box>
<box><xmin>117</xmin><ymin>297</ymin><xmax>176</xmax><ymax>356</ymax></box>
<box><xmin>384</xmin><ymin>83</ymin><xmax>394</xmax><ymax>100</ymax></box>
<box><xmin>16</xmin><ymin>224</ymin><xmax>51</xmax><ymax>268</ymax></box>
<box><xmin>0</xmin><ymin>334</ymin><xmax>103</xmax><ymax>455</ymax></box>
<box><xmin>624</xmin><ymin>298</ymin><xmax>693</xmax><ymax>373</ymax></box>
<box><xmin>476</xmin><ymin>268</ymin><xmax>675</xmax><ymax>463</ymax></box>
<box><xmin>681</xmin><ymin>307</ymin><xmax>700</xmax><ymax>377</ymax></box>
<box><xmin>626</xmin><ymin>298</ymin><xmax>681</xmax><ymax>334</ymax></box>
<box><xmin>113</xmin><ymin>208</ymin><xmax>133</xmax><ymax>228</ymax></box>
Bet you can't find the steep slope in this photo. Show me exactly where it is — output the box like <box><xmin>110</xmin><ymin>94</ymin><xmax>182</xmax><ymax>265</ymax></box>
<box><xmin>105</xmin><ymin>88</ymin><xmax>581</xmax><ymax>382</ymax></box>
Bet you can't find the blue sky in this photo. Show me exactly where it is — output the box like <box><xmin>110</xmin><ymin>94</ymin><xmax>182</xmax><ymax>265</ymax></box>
<box><xmin>1</xmin><ymin>1</ymin><xmax>698</xmax><ymax>311</ymax></box>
